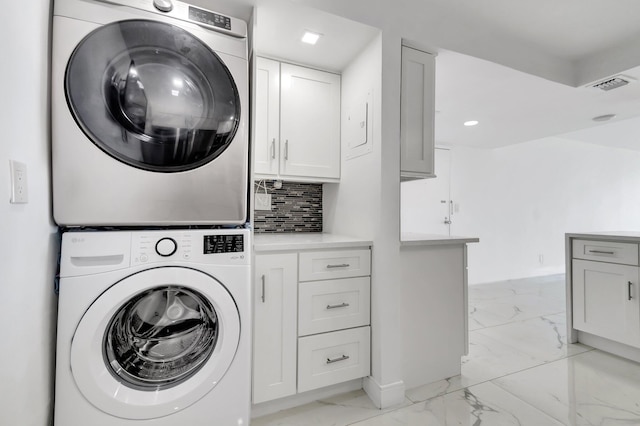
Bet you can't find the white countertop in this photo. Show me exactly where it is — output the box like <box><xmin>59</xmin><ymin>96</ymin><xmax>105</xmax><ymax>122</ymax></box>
<box><xmin>400</xmin><ymin>232</ymin><xmax>480</xmax><ymax>247</ymax></box>
<box><xmin>566</xmin><ymin>231</ymin><xmax>640</xmax><ymax>242</ymax></box>
<box><xmin>254</xmin><ymin>232</ymin><xmax>373</xmax><ymax>252</ymax></box>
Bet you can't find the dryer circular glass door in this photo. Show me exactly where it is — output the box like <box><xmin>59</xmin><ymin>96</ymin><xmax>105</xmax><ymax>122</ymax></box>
<box><xmin>65</xmin><ymin>19</ymin><xmax>241</xmax><ymax>173</ymax></box>
<box><xmin>70</xmin><ymin>267</ymin><xmax>240</xmax><ymax>420</ymax></box>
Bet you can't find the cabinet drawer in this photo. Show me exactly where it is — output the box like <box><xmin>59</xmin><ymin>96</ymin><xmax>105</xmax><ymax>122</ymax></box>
<box><xmin>298</xmin><ymin>277</ymin><xmax>370</xmax><ymax>336</ymax></box>
<box><xmin>573</xmin><ymin>240</ymin><xmax>639</xmax><ymax>266</ymax></box>
<box><xmin>298</xmin><ymin>327</ymin><xmax>370</xmax><ymax>393</ymax></box>
<box><xmin>299</xmin><ymin>249</ymin><xmax>371</xmax><ymax>282</ymax></box>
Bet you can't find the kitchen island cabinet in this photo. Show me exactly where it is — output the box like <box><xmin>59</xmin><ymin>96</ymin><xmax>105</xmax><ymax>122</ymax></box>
<box><xmin>566</xmin><ymin>232</ymin><xmax>640</xmax><ymax>361</ymax></box>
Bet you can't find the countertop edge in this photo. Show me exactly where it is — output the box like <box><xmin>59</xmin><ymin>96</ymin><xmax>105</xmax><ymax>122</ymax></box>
<box><xmin>253</xmin><ymin>233</ymin><xmax>373</xmax><ymax>252</ymax></box>
<box><xmin>566</xmin><ymin>232</ymin><xmax>640</xmax><ymax>243</ymax></box>
<box><xmin>400</xmin><ymin>233</ymin><xmax>479</xmax><ymax>247</ymax></box>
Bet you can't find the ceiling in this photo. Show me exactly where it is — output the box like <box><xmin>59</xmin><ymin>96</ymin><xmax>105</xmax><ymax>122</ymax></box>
<box><xmin>208</xmin><ymin>0</ymin><xmax>640</xmax><ymax>151</ymax></box>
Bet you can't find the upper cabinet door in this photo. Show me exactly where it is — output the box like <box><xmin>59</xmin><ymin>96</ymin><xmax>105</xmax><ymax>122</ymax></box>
<box><xmin>279</xmin><ymin>63</ymin><xmax>341</xmax><ymax>180</ymax></box>
<box><xmin>401</xmin><ymin>46</ymin><xmax>436</xmax><ymax>180</ymax></box>
<box><xmin>254</xmin><ymin>57</ymin><xmax>280</xmax><ymax>176</ymax></box>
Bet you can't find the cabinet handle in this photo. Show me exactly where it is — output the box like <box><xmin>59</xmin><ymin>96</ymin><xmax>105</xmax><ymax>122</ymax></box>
<box><xmin>326</xmin><ymin>302</ymin><xmax>350</xmax><ymax>310</ymax></box>
<box><xmin>261</xmin><ymin>275</ymin><xmax>266</xmax><ymax>303</ymax></box>
<box><xmin>326</xmin><ymin>263</ymin><xmax>350</xmax><ymax>269</ymax></box>
<box><xmin>588</xmin><ymin>250</ymin><xmax>615</xmax><ymax>255</ymax></box>
<box><xmin>629</xmin><ymin>281</ymin><xmax>633</xmax><ymax>301</ymax></box>
<box><xmin>284</xmin><ymin>140</ymin><xmax>289</xmax><ymax>160</ymax></box>
<box><xmin>326</xmin><ymin>355</ymin><xmax>350</xmax><ymax>364</ymax></box>
<box><xmin>270</xmin><ymin>138</ymin><xmax>276</xmax><ymax>159</ymax></box>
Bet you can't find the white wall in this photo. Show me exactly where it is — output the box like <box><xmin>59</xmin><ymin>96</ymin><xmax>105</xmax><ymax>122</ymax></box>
<box><xmin>0</xmin><ymin>1</ymin><xmax>59</xmax><ymax>425</ymax></box>
<box><xmin>447</xmin><ymin>137</ymin><xmax>640</xmax><ymax>284</ymax></box>
<box><xmin>324</xmin><ymin>33</ymin><xmax>407</xmax><ymax>406</ymax></box>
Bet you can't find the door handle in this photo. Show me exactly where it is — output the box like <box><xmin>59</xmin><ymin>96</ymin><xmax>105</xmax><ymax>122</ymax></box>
<box><xmin>629</xmin><ymin>281</ymin><xmax>633</xmax><ymax>301</ymax></box>
<box><xmin>284</xmin><ymin>140</ymin><xmax>289</xmax><ymax>160</ymax></box>
<box><xmin>270</xmin><ymin>138</ymin><xmax>276</xmax><ymax>159</ymax></box>
<box><xmin>261</xmin><ymin>275</ymin><xmax>266</xmax><ymax>303</ymax></box>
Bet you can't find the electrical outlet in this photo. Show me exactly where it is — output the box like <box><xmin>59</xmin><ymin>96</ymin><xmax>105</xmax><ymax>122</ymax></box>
<box><xmin>255</xmin><ymin>193</ymin><xmax>271</xmax><ymax>211</ymax></box>
<box><xmin>9</xmin><ymin>160</ymin><xmax>28</xmax><ymax>204</ymax></box>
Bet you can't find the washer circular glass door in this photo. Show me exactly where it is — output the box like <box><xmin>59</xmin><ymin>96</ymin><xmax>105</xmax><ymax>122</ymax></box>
<box><xmin>70</xmin><ymin>267</ymin><xmax>240</xmax><ymax>420</ymax></box>
<box><xmin>65</xmin><ymin>19</ymin><xmax>241</xmax><ymax>172</ymax></box>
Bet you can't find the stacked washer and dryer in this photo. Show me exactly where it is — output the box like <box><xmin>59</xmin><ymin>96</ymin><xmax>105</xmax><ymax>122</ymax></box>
<box><xmin>51</xmin><ymin>0</ymin><xmax>252</xmax><ymax>425</ymax></box>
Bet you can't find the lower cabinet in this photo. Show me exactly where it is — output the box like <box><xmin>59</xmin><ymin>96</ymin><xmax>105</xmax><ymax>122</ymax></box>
<box><xmin>253</xmin><ymin>247</ymin><xmax>371</xmax><ymax>404</ymax></box>
<box><xmin>572</xmin><ymin>258</ymin><xmax>640</xmax><ymax>347</ymax></box>
<box><xmin>252</xmin><ymin>253</ymin><xmax>298</xmax><ymax>404</ymax></box>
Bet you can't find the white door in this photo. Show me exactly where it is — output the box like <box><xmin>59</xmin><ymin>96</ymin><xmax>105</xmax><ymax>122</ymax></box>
<box><xmin>572</xmin><ymin>259</ymin><xmax>640</xmax><ymax>347</ymax></box>
<box><xmin>279</xmin><ymin>63</ymin><xmax>341</xmax><ymax>179</ymax></box>
<box><xmin>401</xmin><ymin>147</ymin><xmax>452</xmax><ymax>235</ymax></box>
<box><xmin>70</xmin><ymin>267</ymin><xmax>240</xmax><ymax>420</ymax></box>
<box><xmin>254</xmin><ymin>57</ymin><xmax>280</xmax><ymax>176</ymax></box>
<box><xmin>253</xmin><ymin>253</ymin><xmax>298</xmax><ymax>403</ymax></box>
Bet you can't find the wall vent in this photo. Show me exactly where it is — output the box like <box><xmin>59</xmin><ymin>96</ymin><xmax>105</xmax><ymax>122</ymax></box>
<box><xmin>591</xmin><ymin>76</ymin><xmax>630</xmax><ymax>91</ymax></box>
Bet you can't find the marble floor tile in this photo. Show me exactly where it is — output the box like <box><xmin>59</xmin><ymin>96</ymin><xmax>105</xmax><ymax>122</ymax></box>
<box><xmin>474</xmin><ymin>313</ymin><xmax>592</xmax><ymax>362</ymax></box>
<box><xmin>251</xmin><ymin>390</ymin><xmax>412</xmax><ymax>426</ymax></box>
<box><xmin>351</xmin><ymin>381</ymin><xmax>564</xmax><ymax>426</ymax></box>
<box><xmin>252</xmin><ymin>275</ymin><xmax>640</xmax><ymax>426</ymax></box>
<box><xmin>492</xmin><ymin>350</ymin><xmax>640</xmax><ymax>425</ymax></box>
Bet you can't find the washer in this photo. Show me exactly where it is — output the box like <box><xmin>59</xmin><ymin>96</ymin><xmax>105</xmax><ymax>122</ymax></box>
<box><xmin>52</xmin><ymin>0</ymin><xmax>249</xmax><ymax>226</ymax></box>
<box><xmin>55</xmin><ymin>229</ymin><xmax>251</xmax><ymax>425</ymax></box>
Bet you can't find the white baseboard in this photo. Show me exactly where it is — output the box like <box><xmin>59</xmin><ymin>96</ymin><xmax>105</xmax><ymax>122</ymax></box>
<box><xmin>363</xmin><ymin>376</ymin><xmax>405</xmax><ymax>409</ymax></box>
<box><xmin>578</xmin><ymin>331</ymin><xmax>640</xmax><ymax>363</ymax></box>
<box><xmin>251</xmin><ymin>379</ymin><xmax>363</xmax><ymax>419</ymax></box>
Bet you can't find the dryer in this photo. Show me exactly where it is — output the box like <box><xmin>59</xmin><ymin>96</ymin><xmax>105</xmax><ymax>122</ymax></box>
<box><xmin>52</xmin><ymin>0</ymin><xmax>249</xmax><ymax>226</ymax></box>
<box><xmin>55</xmin><ymin>229</ymin><xmax>251</xmax><ymax>425</ymax></box>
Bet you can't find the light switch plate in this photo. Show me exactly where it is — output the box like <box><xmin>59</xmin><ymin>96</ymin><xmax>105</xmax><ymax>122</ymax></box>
<box><xmin>9</xmin><ymin>160</ymin><xmax>28</xmax><ymax>204</ymax></box>
<box><xmin>255</xmin><ymin>193</ymin><xmax>272</xmax><ymax>211</ymax></box>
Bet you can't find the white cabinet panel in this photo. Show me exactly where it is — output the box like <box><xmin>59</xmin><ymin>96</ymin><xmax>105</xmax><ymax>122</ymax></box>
<box><xmin>299</xmin><ymin>249</ymin><xmax>371</xmax><ymax>282</ymax></box>
<box><xmin>253</xmin><ymin>58</ymin><xmax>341</xmax><ymax>182</ymax></box>
<box><xmin>252</xmin><ymin>253</ymin><xmax>298</xmax><ymax>404</ymax></box>
<box><xmin>280</xmin><ymin>64</ymin><xmax>341</xmax><ymax>180</ymax></box>
<box><xmin>254</xmin><ymin>57</ymin><xmax>280</xmax><ymax>176</ymax></box>
<box><xmin>298</xmin><ymin>327</ymin><xmax>371</xmax><ymax>393</ymax></box>
<box><xmin>572</xmin><ymin>259</ymin><xmax>640</xmax><ymax>347</ymax></box>
<box><xmin>573</xmin><ymin>239</ymin><xmax>638</xmax><ymax>266</ymax></box>
<box><xmin>400</xmin><ymin>46</ymin><xmax>435</xmax><ymax>180</ymax></box>
<box><xmin>298</xmin><ymin>277</ymin><xmax>370</xmax><ymax>336</ymax></box>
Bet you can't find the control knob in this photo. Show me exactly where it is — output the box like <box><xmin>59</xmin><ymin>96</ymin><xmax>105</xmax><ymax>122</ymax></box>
<box><xmin>153</xmin><ymin>0</ymin><xmax>173</xmax><ymax>12</ymax></box>
<box><xmin>155</xmin><ymin>238</ymin><xmax>177</xmax><ymax>257</ymax></box>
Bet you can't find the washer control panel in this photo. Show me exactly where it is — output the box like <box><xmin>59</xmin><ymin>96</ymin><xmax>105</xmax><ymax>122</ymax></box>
<box><xmin>132</xmin><ymin>230</ymin><xmax>249</xmax><ymax>266</ymax></box>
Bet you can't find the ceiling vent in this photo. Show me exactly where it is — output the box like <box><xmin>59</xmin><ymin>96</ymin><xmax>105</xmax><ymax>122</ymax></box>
<box><xmin>591</xmin><ymin>76</ymin><xmax>630</xmax><ymax>91</ymax></box>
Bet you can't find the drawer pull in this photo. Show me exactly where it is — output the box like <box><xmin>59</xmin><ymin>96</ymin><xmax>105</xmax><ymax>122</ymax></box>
<box><xmin>326</xmin><ymin>302</ymin><xmax>350</xmax><ymax>310</ymax></box>
<box><xmin>326</xmin><ymin>263</ymin><xmax>350</xmax><ymax>269</ymax></box>
<box><xmin>629</xmin><ymin>281</ymin><xmax>633</xmax><ymax>301</ymax></box>
<box><xmin>326</xmin><ymin>355</ymin><xmax>350</xmax><ymax>364</ymax></box>
<box><xmin>261</xmin><ymin>275</ymin><xmax>266</xmax><ymax>303</ymax></box>
<box><xmin>588</xmin><ymin>250</ymin><xmax>615</xmax><ymax>255</ymax></box>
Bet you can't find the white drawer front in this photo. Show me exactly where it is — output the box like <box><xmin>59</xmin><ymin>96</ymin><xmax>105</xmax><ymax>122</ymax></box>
<box><xmin>298</xmin><ymin>277</ymin><xmax>370</xmax><ymax>336</ymax></box>
<box><xmin>573</xmin><ymin>240</ymin><xmax>639</xmax><ymax>266</ymax></box>
<box><xmin>299</xmin><ymin>249</ymin><xmax>371</xmax><ymax>282</ymax></box>
<box><xmin>297</xmin><ymin>327</ymin><xmax>370</xmax><ymax>393</ymax></box>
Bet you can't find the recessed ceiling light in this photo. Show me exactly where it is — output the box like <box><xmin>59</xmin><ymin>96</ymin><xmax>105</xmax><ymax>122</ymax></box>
<box><xmin>301</xmin><ymin>31</ymin><xmax>321</xmax><ymax>45</ymax></box>
<box><xmin>464</xmin><ymin>120</ymin><xmax>479</xmax><ymax>127</ymax></box>
<box><xmin>592</xmin><ymin>114</ymin><xmax>616</xmax><ymax>122</ymax></box>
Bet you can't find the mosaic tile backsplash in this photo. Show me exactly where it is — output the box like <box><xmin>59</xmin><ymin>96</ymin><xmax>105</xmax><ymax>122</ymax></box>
<box><xmin>253</xmin><ymin>181</ymin><xmax>322</xmax><ymax>233</ymax></box>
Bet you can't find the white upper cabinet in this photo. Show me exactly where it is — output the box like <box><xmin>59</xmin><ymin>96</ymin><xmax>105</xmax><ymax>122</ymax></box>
<box><xmin>254</xmin><ymin>57</ymin><xmax>281</xmax><ymax>176</ymax></box>
<box><xmin>400</xmin><ymin>45</ymin><xmax>436</xmax><ymax>180</ymax></box>
<box><xmin>254</xmin><ymin>57</ymin><xmax>341</xmax><ymax>182</ymax></box>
